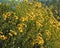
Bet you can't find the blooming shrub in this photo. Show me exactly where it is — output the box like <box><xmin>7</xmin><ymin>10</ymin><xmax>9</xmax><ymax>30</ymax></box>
<box><xmin>0</xmin><ymin>2</ymin><xmax>60</xmax><ymax>48</ymax></box>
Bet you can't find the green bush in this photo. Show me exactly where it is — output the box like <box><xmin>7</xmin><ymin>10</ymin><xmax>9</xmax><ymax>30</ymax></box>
<box><xmin>0</xmin><ymin>2</ymin><xmax>60</xmax><ymax>48</ymax></box>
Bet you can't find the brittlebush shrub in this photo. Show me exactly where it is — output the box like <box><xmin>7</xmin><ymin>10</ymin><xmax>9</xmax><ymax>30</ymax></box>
<box><xmin>0</xmin><ymin>2</ymin><xmax>60</xmax><ymax>48</ymax></box>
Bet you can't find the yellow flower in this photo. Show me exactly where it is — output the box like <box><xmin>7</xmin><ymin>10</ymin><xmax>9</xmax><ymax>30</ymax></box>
<box><xmin>25</xmin><ymin>16</ymin><xmax>28</xmax><ymax>21</ymax></box>
<box><xmin>10</xmin><ymin>30</ymin><xmax>14</xmax><ymax>33</ymax></box>
<box><xmin>6</xmin><ymin>12</ymin><xmax>11</xmax><ymax>17</ymax></box>
<box><xmin>1</xmin><ymin>35</ymin><xmax>7</xmax><ymax>40</ymax></box>
<box><xmin>2</xmin><ymin>14</ymin><xmax>7</xmax><ymax>20</ymax></box>
<box><xmin>30</xmin><ymin>16</ymin><xmax>34</xmax><ymax>20</ymax></box>
<box><xmin>17</xmin><ymin>24</ymin><xmax>23</xmax><ymax>27</ymax></box>
<box><xmin>49</xmin><ymin>19</ymin><xmax>54</xmax><ymax>24</ymax></box>
<box><xmin>0</xmin><ymin>32</ymin><xmax>3</xmax><ymax>34</ymax></box>
<box><xmin>20</xmin><ymin>29</ymin><xmax>23</xmax><ymax>32</ymax></box>
<box><xmin>38</xmin><ymin>33</ymin><xmax>42</xmax><ymax>36</ymax></box>
<box><xmin>35</xmin><ymin>2</ymin><xmax>42</xmax><ymax>8</ymax></box>
<box><xmin>36</xmin><ymin>36</ymin><xmax>44</xmax><ymax>45</ymax></box>
<box><xmin>10</xmin><ymin>30</ymin><xmax>17</xmax><ymax>35</ymax></box>
<box><xmin>14</xmin><ymin>16</ymin><xmax>18</xmax><ymax>19</ymax></box>
<box><xmin>45</xmin><ymin>30</ymin><xmax>51</xmax><ymax>40</ymax></box>
<box><xmin>36</xmin><ymin>21</ymin><xmax>42</xmax><ymax>27</ymax></box>
<box><xmin>32</xmin><ymin>36</ymin><xmax>44</xmax><ymax>45</ymax></box>
<box><xmin>18</xmin><ymin>27</ymin><xmax>23</xmax><ymax>32</ymax></box>
<box><xmin>24</xmin><ymin>0</ymin><xmax>28</xmax><ymax>2</ymax></box>
<box><xmin>23</xmin><ymin>24</ymin><xmax>27</xmax><ymax>28</ymax></box>
<box><xmin>9</xmin><ymin>33</ymin><xmax>13</xmax><ymax>36</ymax></box>
<box><xmin>18</xmin><ymin>27</ymin><xmax>22</xmax><ymax>30</ymax></box>
<box><xmin>17</xmin><ymin>23</ymin><xmax>23</xmax><ymax>32</ymax></box>
<box><xmin>21</xmin><ymin>16</ymin><xmax>28</xmax><ymax>22</ymax></box>
<box><xmin>17</xmin><ymin>23</ymin><xmax>27</xmax><ymax>32</ymax></box>
<box><xmin>46</xmin><ymin>30</ymin><xmax>51</xmax><ymax>36</ymax></box>
<box><xmin>13</xmin><ymin>32</ymin><xmax>17</xmax><ymax>35</ymax></box>
<box><xmin>57</xmin><ymin>22</ymin><xmax>60</xmax><ymax>26</ymax></box>
<box><xmin>21</xmin><ymin>17</ymin><xmax>25</xmax><ymax>22</ymax></box>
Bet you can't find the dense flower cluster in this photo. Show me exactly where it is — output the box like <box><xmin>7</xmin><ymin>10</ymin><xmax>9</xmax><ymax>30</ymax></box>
<box><xmin>0</xmin><ymin>2</ymin><xmax>60</xmax><ymax>48</ymax></box>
